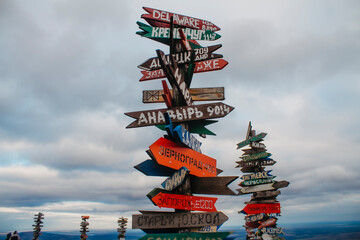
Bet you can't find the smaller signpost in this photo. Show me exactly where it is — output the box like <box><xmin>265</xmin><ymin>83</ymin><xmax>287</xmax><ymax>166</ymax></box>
<box><xmin>117</xmin><ymin>217</ymin><xmax>128</xmax><ymax>240</ymax></box>
<box><xmin>32</xmin><ymin>212</ymin><xmax>44</xmax><ymax>240</ymax></box>
<box><xmin>236</xmin><ymin>122</ymin><xmax>289</xmax><ymax>239</ymax></box>
<box><xmin>80</xmin><ymin>216</ymin><xmax>90</xmax><ymax>240</ymax></box>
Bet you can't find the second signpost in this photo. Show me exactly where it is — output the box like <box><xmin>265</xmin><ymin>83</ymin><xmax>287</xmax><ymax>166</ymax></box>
<box><xmin>125</xmin><ymin>6</ymin><xmax>236</xmax><ymax>240</ymax></box>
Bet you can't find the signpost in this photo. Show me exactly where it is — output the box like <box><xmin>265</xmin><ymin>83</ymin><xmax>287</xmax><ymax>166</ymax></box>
<box><xmin>132</xmin><ymin>211</ymin><xmax>228</xmax><ymax>229</ymax></box>
<box><xmin>240</xmin><ymin>203</ymin><xmax>281</xmax><ymax>215</ymax></box>
<box><xmin>190</xmin><ymin>176</ymin><xmax>237</xmax><ymax>195</ymax></box>
<box><xmin>148</xmin><ymin>188</ymin><xmax>218</xmax><ymax>212</ymax></box>
<box><xmin>125</xmin><ymin>102</ymin><xmax>234</xmax><ymax>128</ymax></box>
<box><xmin>140</xmin><ymin>59</ymin><xmax>228</xmax><ymax>81</ymax></box>
<box><xmin>237</xmin><ymin>181</ymin><xmax>289</xmax><ymax>195</ymax></box>
<box><xmin>138</xmin><ymin>44</ymin><xmax>222</xmax><ymax>71</ymax></box>
<box><xmin>141</xmin><ymin>7</ymin><xmax>221</xmax><ymax>31</ymax></box>
<box><xmin>143</xmin><ymin>87</ymin><xmax>225</xmax><ymax>103</ymax></box>
<box><xmin>137</xmin><ymin>22</ymin><xmax>221</xmax><ymax>41</ymax></box>
<box><xmin>149</xmin><ymin>137</ymin><xmax>217</xmax><ymax>177</ymax></box>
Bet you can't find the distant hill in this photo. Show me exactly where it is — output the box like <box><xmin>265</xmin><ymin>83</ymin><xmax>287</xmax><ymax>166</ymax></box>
<box><xmin>1</xmin><ymin>221</ymin><xmax>359</xmax><ymax>240</ymax></box>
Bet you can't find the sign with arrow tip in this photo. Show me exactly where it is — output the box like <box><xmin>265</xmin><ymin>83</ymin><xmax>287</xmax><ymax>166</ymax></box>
<box><xmin>236</xmin><ymin>132</ymin><xmax>267</xmax><ymax>149</ymax></box>
<box><xmin>240</xmin><ymin>203</ymin><xmax>281</xmax><ymax>215</ymax></box>
<box><xmin>141</xmin><ymin>7</ymin><xmax>221</xmax><ymax>31</ymax></box>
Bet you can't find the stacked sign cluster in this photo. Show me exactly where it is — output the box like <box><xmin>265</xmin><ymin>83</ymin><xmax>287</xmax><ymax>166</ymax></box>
<box><xmin>32</xmin><ymin>212</ymin><xmax>44</xmax><ymax>240</ymax></box>
<box><xmin>117</xmin><ymin>217</ymin><xmax>128</xmax><ymax>239</ymax></box>
<box><xmin>125</xmin><ymin>7</ymin><xmax>237</xmax><ymax>240</ymax></box>
<box><xmin>80</xmin><ymin>216</ymin><xmax>90</xmax><ymax>240</ymax></box>
<box><xmin>236</xmin><ymin>122</ymin><xmax>289</xmax><ymax>240</ymax></box>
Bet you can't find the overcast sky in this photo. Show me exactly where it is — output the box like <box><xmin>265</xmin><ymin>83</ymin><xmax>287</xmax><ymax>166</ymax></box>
<box><xmin>0</xmin><ymin>0</ymin><xmax>359</xmax><ymax>233</ymax></box>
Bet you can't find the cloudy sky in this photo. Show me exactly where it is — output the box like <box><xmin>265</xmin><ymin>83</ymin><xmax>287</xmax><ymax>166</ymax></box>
<box><xmin>0</xmin><ymin>0</ymin><xmax>359</xmax><ymax>233</ymax></box>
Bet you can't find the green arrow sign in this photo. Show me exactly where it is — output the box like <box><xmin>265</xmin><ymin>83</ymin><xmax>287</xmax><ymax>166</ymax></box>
<box><xmin>137</xmin><ymin>21</ymin><xmax>221</xmax><ymax>41</ymax></box>
<box><xmin>236</xmin><ymin>132</ymin><xmax>267</xmax><ymax>149</ymax></box>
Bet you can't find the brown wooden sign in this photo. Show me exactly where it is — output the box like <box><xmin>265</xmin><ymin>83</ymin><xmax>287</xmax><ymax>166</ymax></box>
<box><xmin>143</xmin><ymin>87</ymin><xmax>225</xmax><ymax>103</ymax></box>
<box><xmin>253</xmin><ymin>190</ymin><xmax>281</xmax><ymax>199</ymax></box>
<box><xmin>138</xmin><ymin>45</ymin><xmax>222</xmax><ymax>71</ymax></box>
<box><xmin>140</xmin><ymin>59</ymin><xmax>228</xmax><ymax>81</ymax></box>
<box><xmin>132</xmin><ymin>211</ymin><xmax>228</xmax><ymax>229</ymax></box>
<box><xmin>190</xmin><ymin>176</ymin><xmax>238</xmax><ymax>195</ymax></box>
<box><xmin>141</xmin><ymin>7</ymin><xmax>221</xmax><ymax>31</ymax></box>
<box><xmin>149</xmin><ymin>137</ymin><xmax>217</xmax><ymax>177</ymax></box>
<box><xmin>236</xmin><ymin>159</ymin><xmax>276</xmax><ymax>168</ymax></box>
<box><xmin>125</xmin><ymin>102</ymin><xmax>234</xmax><ymax>128</ymax></box>
<box><xmin>237</xmin><ymin>181</ymin><xmax>289</xmax><ymax>195</ymax></box>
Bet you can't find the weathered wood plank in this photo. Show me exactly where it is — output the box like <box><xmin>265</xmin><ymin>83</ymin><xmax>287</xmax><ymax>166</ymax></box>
<box><xmin>143</xmin><ymin>87</ymin><xmax>225</xmax><ymax>103</ymax></box>
<box><xmin>239</xmin><ymin>152</ymin><xmax>272</xmax><ymax>162</ymax></box>
<box><xmin>236</xmin><ymin>159</ymin><xmax>276</xmax><ymax>168</ymax></box>
<box><xmin>237</xmin><ymin>181</ymin><xmax>289</xmax><ymax>195</ymax></box>
<box><xmin>236</xmin><ymin>133</ymin><xmax>267</xmax><ymax>149</ymax></box>
<box><xmin>161</xmin><ymin>167</ymin><xmax>189</xmax><ymax>191</ymax></box>
<box><xmin>241</xmin><ymin>171</ymin><xmax>273</xmax><ymax>181</ymax></box>
<box><xmin>253</xmin><ymin>190</ymin><xmax>281</xmax><ymax>199</ymax></box>
<box><xmin>132</xmin><ymin>211</ymin><xmax>228</xmax><ymax>229</ymax></box>
<box><xmin>141</xmin><ymin>7</ymin><xmax>221</xmax><ymax>31</ymax></box>
<box><xmin>125</xmin><ymin>102</ymin><xmax>234</xmax><ymax>128</ymax></box>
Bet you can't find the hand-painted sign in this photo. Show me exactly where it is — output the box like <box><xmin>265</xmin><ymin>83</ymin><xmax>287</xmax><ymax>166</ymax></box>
<box><xmin>240</xmin><ymin>152</ymin><xmax>272</xmax><ymax>162</ymax></box>
<box><xmin>161</xmin><ymin>167</ymin><xmax>189</xmax><ymax>191</ymax></box>
<box><xmin>191</xmin><ymin>226</ymin><xmax>218</xmax><ymax>232</ymax></box>
<box><xmin>245</xmin><ymin>213</ymin><xmax>267</xmax><ymax>223</ymax></box>
<box><xmin>241</xmin><ymin>171</ymin><xmax>273</xmax><ymax>181</ymax></box>
<box><xmin>141</xmin><ymin>7</ymin><xmax>221</xmax><ymax>31</ymax></box>
<box><xmin>134</xmin><ymin>159</ymin><xmax>175</xmax><ymax>176</ymax></box>
<box><xmin>143</xmin><ymin>87</ymin><xmax>225</xmax><ymax>103</ymax></box>
<box><xmin>132</xmin><ymin>211</ymin><xmax>228</xmax><ymax>229</ymax></box>
<box><xmin>149</xmin><ymin>137</ymin><xmax>216</xmax><ymax>177</ymax></box>
<box><xmin>253</xmin><ymin>190</ymin><xmax>281</xmax><ymax>199</ymax></box>
<box><xmin>238</xmin><ymin>181</ymin><xmax>289</xmax><ymax>195</ymax></box>
<box><xmin>125</xmin><ymin>102</ymin><xmax>234</xmax><ymax>128</ymax></box>
<box><xmin>236</xmin><ymin>133</ymin><xmax>267</xmax><ymax>149</ymax></box>
<box><xmin>241</xmin><ymin>166</ymin><xmax>265</xmax><ymax>173</ymax></box>
<box><xmin>251</xmin><ymin>141</ymin><xmax>266</xmax><ymax>149</ymax></box>
<box><xmin>258</xmin><ymin>218</ymin><xmax>277</xmax><ymax>229</ymax></box>
<box><xmin>173</xmin><ymin>125</ymin><xmax>202</xmax><ymax>152</ymax></box>
<box><xmin>161</xmin><ymin>80</ymin><xmax>173</xmax><ymax>108</ymax></box>
<box><xmin>190</xmin><ymin>176</ymin><xmax>238</xmax><ymax>195</ymax></box>
<box><xmin>138</xmin><ymin>44</ymin><xmax>222</xmax><ymax>71</ymax></box>
<box><xmin>260</xmin><ymin>227</ymin><xmax>284</xmax><ymax>235</ymax></box>
<box><xmin>236</xmin><ymin>159</ymin><xmax>276</xmax><ymax>168</ymax></box>
<box><xmin>241</xmin><ymin>148</ymin><xmax>266</xmax><ymax>155</ymax></box>
<box><xmin>138</xmin><ymin>232</ymin><xmax>230</xmax><ymax>240</ymax></box>
<box><xmin>156</xmin><ymin>119</ymin><xmax>218</xmax><ymax>136</ymax></box>
<box><xmin>240</xmin><ymin>177</ymin><xmax>276</xmax><ymax>186</ymax></box>
<box><xmin>137</xmin><ymin>22</ymin><xmax>221</xmax><ymax>41</ymax></box>
<box><xmin>140</xmin><ymin>59</ymin><xmax>228</xmax><ymax>81</ymax></box>
<box><xmin>148</xmin><ymin>188</ymin><xmax>217</xmax><ymax>212</ymax></box>
<box><xmin>240</xmin><ymin>203</ymin><xmax>281</xmax><ymax>215</ymax></box>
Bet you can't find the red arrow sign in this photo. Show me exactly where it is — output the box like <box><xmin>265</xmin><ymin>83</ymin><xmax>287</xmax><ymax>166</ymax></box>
<box><xmin>141</xmin><ymin>7</ymin><xmax>221</xmax><ymax>32</ymax></box>
<box><xmin>240</xmin><ymin>203</ymin><xmax>281</xmax><ymax>215</ymax></box>
<box><xmin>140</xmin><ymin>59</ymin><xmax>228</xmax><ymax>81</ymax></box>
<box><xmin>149</xmin><ymin>137</ymin><xmax>216</xmax><ymax>177</ymax></box>
<box><xmin>151</xmin><ymin>191</ymin><xmax>217</xmax><ymax>212</ymax></box>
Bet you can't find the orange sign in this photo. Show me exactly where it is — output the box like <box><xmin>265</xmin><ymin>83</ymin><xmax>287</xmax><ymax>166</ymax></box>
<box><xmin>149</xmin><ymin>137</ymin><xmax>216</xmax><ymax>177</ymax></box>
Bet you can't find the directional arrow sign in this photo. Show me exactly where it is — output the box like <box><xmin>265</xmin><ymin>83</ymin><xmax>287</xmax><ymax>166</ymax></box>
<box><xmin>260</xmin><ymin>227</ymin><xmax>284</xmax><ymax>235</ymax></box>
<box><xmin>125</xmin><ymin>102</ymin><xmax>234</xmax><ymax>128</ymax></box>
<box><xmin>245</xmin><ymin>213</ymin><xmax>267</xmax><ymax>223</ymax></box>
<box><xmin>132</xmin><ymin>211</ymin><xmax>228</xmax><ymax>229</ymax></box>
<box><xmin>258</xmin><ymin>218</ymin><xmax>277</xmax><ymax>229</ymax></box>
<box><xmin>137</xmin><ymin>22</ymin><xmax>221</xmax><ymax>41</ymax></box>
<box><xmin>240</xmin><ymin>177</ymin><xmax>276</xmax><ymax>187</ymax></box>
<box><xmin>143</xmin><ymin>87</ymin><xmax>225</xmax><ymax>103</ymax></box>
<box><xmin>148</xmin><ymin>188</ymin><xmax>217</xmax><ymax>212</ymax></box>
<box><xmin>140</xmin><ymin>59</ymin><xmax>228</xmax><ymax>81</ymax></box>
<box><xmin>236</xmin><ymin>133</ymin><xmax>267</xmax><ymax>149</ymax></box>
<box><xmin>149</xmin><ymin>137</ymin><xmax>216</xmax><ymax>177</ymax></box>
<box><xmin>139</xmin><ymin>232</ymin><xmax>230</xmax><ymax>240</ymax></box>
<box><xmin>241</xmin><ymin>171</ymin><xmax>273</xmax><ymax>181</ymax></box>
<box><xmin>161</xmin><ymin>167</ymin><xmax>189</xmax><ymax>191</ymax></box>
<box><xmin>240</xmin><ymin>203</ymin><xmax>281</xmax><ymax>215</ymax></box>
<box><xmin>236</xmin><ymin>159</ymin><xmax>276</xmax><ymax>168</ymax></box>
<box><xmin>134</xmin><ymin>159</ymin><xmax>176</xmax><ymax>177</ymax></box>
<box><xmin>190</xmin><ymin>176</ymin><xmax>238</xmax><ymax>195</ymax></box>
<box><xmin>239</xmin><ymin>152</ymin><xmax>272</xmax><ymax>162</ymax></box>
<box><xmin>141</xmin><ymin>7</ymin><xmax>221</xmax><ymax>31</ymax></box>
<box><xmin>138</xmin><ymin>44</ymin><xmax>222</xmax><ymax>71</ymax></box>
<box><xmin>237</xmin><ymin>181</ymin><xmax>289</xmax><ymax>195</ymax></box>
<box><xmin>253</xmin><ymin>190</ymin><xmax>281</xmax><ymax>199</ymax></box>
